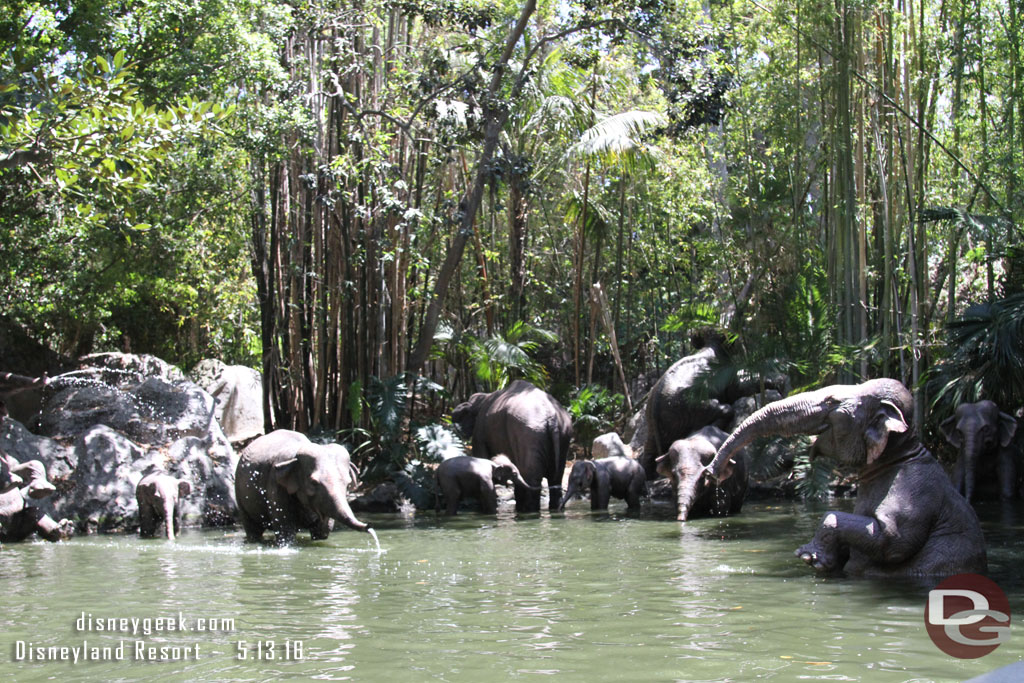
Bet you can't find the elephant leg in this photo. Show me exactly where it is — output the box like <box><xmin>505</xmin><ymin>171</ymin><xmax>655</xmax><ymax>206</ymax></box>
<box><xmin>238</xmin><ymin>507</ymin><xmax>265</xmax><ymax>543</ymax></box>
<box><xmin>309</xmin><ymin>517</ymin><xmax>330</xmax><ymax>541</ymax></box>
<box><xmin>514</xmin><ymin>480</ymin><xmax>541</xmax><ymax>513</ymax></box>
<box><xmin>997</xmin><ymin>450</ymin><xmax>1017</xmax><ymax>499</ymax></box>
<box><xmin>139</xmin><ymin>503</ymin><xmax>157</xmax><ymax>538</ymax></box>
<box><xmin>479</xmin><ymin>481</ymin><xmax>498</xmax><ymax>514</ymax></box>
<box><xmin>441</xmin><ymin>482</ymin><xmax>460</xmax><ymax>515</ymax></box>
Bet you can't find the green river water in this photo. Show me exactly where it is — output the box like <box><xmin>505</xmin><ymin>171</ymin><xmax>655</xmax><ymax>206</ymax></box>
<box><xmin>2</xmin><ymin>498</ymin><xmax>1022</xmax><ymax>682</ymax></box>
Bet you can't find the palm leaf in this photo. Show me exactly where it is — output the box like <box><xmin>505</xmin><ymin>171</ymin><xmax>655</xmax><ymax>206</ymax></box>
<box><xmin>568</xmin><ymin>110</ymin><xmax>667</xmax><ymax>169</ymax></box>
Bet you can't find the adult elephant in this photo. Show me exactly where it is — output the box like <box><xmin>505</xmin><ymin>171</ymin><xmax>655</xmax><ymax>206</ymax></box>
<box><xmin>640</xmin><ymin>334</ymin><xmax>734</xmax><ymax>478</ymax></box>
<box><xmin>706</xmin><ymin>378</ymin><xmax>987</xmax><ymax>577</ymax></box>
<box><xmin>235</xmin><ymin>430</ymin><xmax>372</xmax><ymax>544</ymax></box>
<box><xmin>451</xmin><ymin>380</ymin><xmax>572</xmax><ymax>512</ymax></box>
<box><xmin>939</xmin><ymin>400</ymin><xmax>1018</xmax><ymax>503</ymax></box>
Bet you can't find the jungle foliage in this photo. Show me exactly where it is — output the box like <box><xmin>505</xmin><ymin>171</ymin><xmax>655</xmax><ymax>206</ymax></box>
<box><xmin>2</xmin><ymin>0</ymin><xmax>1022</xmax><ymax>476</ymax></box>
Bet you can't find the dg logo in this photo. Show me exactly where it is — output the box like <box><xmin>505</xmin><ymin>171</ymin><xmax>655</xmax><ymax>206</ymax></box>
<box><xmin>926</xmin><ymin>574</ymin><xmax>1011</xmax><ymax>658</ymax></box>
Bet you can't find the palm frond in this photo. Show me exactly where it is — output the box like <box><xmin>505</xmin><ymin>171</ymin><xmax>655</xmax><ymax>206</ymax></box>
<box><xmin>927</xmin><ymin>293</ymin><xmax>1024</xmax><ymax>415</ymax></box>
<box><xmin>568</xmin><ymin>110</ymin><xmax>667</xmax><ymax>168</ymax></box>
<box><xmin>414</xmin><ymin>424</ymin><xmax>465</xmax><ymax>463</ymax></box>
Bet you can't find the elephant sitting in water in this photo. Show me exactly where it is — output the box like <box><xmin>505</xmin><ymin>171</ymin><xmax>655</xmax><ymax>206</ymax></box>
<box><xmin>0</xmin><ymin>453</ymin><xmax>73</xmax><ymax>542</ymax></box>
<box><xmin>136</xmin><ymin>472</ymin><xmax>192</xmax><ymax>538</ymax></box>
<box><xmin>452</xmin><ymin>380</ymin><xmax>572</xmax><ymax>512</ymax></box>
<box><xmin>559</xmin><ymin>456</ymin><xmax>647</xmax><ymax>510</ymax></box>
<box><xmin>939</xmin><ymin>400</ymin><xmax>1018</xmax><ymax>503</ymax></box>
<box><xmin>235</xmin><ymin>430</ymin><xmax>373</xmax><ymax>544</ymax></box>
<box><xmin>435</xmin><ymin>455</ymin><xmax>537</xmax><ymax>515</ymax></box>
<box><xmin>655</xmin><ymin>426</ymin><xmax>747</xmax><ymax>521</ymax></box>
<box><xmin>706</xmin><ymin>378</ymin><xmax>987</xmax><ymax>577</ymax></box>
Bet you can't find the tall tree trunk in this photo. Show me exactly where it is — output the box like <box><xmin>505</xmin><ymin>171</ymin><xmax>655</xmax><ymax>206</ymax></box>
<box><xmin>407</xmin><ymin>0</ymin><xmax>538</xmax><ymax>376</ymax></box>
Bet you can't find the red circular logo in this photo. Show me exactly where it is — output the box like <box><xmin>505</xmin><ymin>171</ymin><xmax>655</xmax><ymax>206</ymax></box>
<box><xmin>925</xmin><ymin>573</ymin><xmax>1011</xmax><ymax>658</ymax></box>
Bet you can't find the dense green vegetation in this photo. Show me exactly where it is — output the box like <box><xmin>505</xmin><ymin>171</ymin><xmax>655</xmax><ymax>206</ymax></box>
<box><xmin>2</xmin><ymin>0</ymin><xmax>1021</xmax><ymax>468</ymax></box>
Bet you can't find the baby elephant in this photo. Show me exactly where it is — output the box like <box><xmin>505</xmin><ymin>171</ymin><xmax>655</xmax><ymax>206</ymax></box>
<box><xmin>656</xmin><ymin>425</ymin><xmax>747</xmax><ymax>521</ymax></box>
<box><xmin>436</xmin><ymin>455</ymin><xmax>536</xmax><ymax>514</ymax></box>
<box><xmin>559</xmin><ymin>456</ymin><xmax>647</xmax><ymax>510</ymax></box>
<box><xmin>136</xmin><ymin>472</ymin><xmax>192</xmax><ymax>538</ymax></box>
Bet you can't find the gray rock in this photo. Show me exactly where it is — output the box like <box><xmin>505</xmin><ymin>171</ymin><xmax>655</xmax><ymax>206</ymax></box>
<box><xmin>190</xmin><ymin>359</ymin><xmax>266</xmax><ymax>444</ymax></box>
<box><xmin>350</xmin><ymin>482</ymin><xmax>405</xmax><ymax>513</ymax></box>
<box><xmin>729</xmin><ymin>390</ymin><xmax>783</xmax><ymax>431</ymax></box>
<box><xmin>29</xmin><ymin>353</ymin><xmax>237</xmax><ymax>533</ymax></box>
<box><xmin>54</xmin><ymin>425</ymin><xmax>155</xmax><ymax>533</ymax></box>
<box><xmin>592</xmin><ymin>432</ymin><xmax>633</xmax><ymax>460</ymax></box>
<box><xmin>0</xmin><ymin>417</ymin><xmax>75</xmax><ymax>481</ymax></box>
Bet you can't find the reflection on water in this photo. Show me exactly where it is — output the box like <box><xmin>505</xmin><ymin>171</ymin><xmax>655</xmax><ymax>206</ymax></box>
<box><xmin>0</xmin><ymin>500</ymin><xmax>1021</xmax><ymax>681</ymax></box>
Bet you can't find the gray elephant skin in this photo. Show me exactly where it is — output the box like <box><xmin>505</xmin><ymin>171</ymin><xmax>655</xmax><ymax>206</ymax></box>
<box><xmin>708</xmin><ymin>378</ymin><xmax>986</xmax><ymax>577</ymax></box>
<box><xmin>0</xmin><ymin>453</ymin><xmax>73</xmax><ymax>542</ymax></box>
<box><xmin>435</xmin><ymin>455</ymin><xmax>537</xmax><ymax>515</ymax></box>
<box><xmin>235</xmin><ymin>429</ymin><xmax>371</xmax><ymax>544</ymax></box>
<box><xmin>451</xmin><ymin>380</ymin><xmax>572</xmax><ymax>512</ymax></box>
<box><xmin>136</xmin><ymin>472</ymin><xmax>192</xmax><ymax>538</ymax></box>
<box><xmin>559</xmin><ymin>456</ymin><xmax>647</xmax><ymax>510</ymax></box>
<box><xmin>940</xmin><ymin>400</ymin><xmax>1018</xmax><ymax>503</ymax></box>
<box><xmin>640</xmin><ymin>339</ymin><xmax>734</xmax><ymax>478</ymax></box>
<box><xmin>655</xmin><ymin>425</ymin><xmax>747</xmax><ymax>521</ymax></box>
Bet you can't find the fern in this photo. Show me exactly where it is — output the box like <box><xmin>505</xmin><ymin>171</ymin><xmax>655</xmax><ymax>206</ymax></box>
<box><xmin>414</xmin><ymin>424</ymin><xmax>465</xmax><ymax>463</ymax></box>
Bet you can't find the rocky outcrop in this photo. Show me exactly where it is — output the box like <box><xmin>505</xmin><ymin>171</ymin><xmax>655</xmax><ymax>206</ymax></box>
<box><xmin>5</xmin><ymin>353</ymin><xmax>239</xmax><ymax>533</ymax></box>
<box><xmin>190</xmin><ymin>359</ymin><xmax>266</xmax><ymax>446</ymax></box>
<box><xmin>591</xmin><ymin>432</ymin><xmax>633</xmax><ymax>460</ymax></box>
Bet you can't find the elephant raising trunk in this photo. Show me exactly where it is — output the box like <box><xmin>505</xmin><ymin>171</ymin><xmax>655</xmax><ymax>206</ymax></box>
<box><xmin>707</xmin><ymin>378</ymin><xmax>914</xmax><ymax>481</ymax></box>
<box><xmin>702</xmin><ymin>378</ymin><xmax>987</xmax><ymax>577</ymax></box>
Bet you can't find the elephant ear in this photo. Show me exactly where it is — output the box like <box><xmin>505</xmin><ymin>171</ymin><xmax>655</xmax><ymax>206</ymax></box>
<box><xmin>137</xmin><ymin>479</ymin><xmax>158</xmax><ymax>498</ymax></box>
<box><xmin>582</xmin><ymin>460</ymin><xmax>597</xmax><ymax>486</ymax></box>
<box><xmin>273</xmin><ymin>458</ymin><xmax>301</xmax><ymax>495</ymax></box>
<box><xmin>177</xmin><ymin>479</ymin><xmax>193</xmax><ymax>498</ymax></box>
<box><xmin>939</xmin><ymin>414</ymin><xmax>962</xmax><ymax>448</ymax></box>
<box><xmin>998</xmin><ymin>411</ymin><xmax>1018</xmax><ymax>448</ymax></box>
<box><xmin>864</xmin><ymin>400</ymin><xmax>910</xmax><ymax>464</ymax></box>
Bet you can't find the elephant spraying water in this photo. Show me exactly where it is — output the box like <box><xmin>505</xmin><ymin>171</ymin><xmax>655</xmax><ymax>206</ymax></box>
<box><xmin>706</xmin><ymin>378</ymin><xmax>987</xmax><ymax>577</ymax></box>
<box><xmin>235</xmin><ymin>430</ymin><xmax>375</xmax><ymax>546</ymax></box>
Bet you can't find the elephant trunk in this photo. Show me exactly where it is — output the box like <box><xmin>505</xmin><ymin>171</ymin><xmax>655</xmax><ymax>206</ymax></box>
<box><xmin>332</xmin><ymin>493</ymin><xmax>372</xmax><ymax>534</ymax></box>
<box><xmin>512</xmin><ymin>471</ymin><xmax>542</xmax><ymax>493</ymax></box>
<box><xmin>708</xmin><ymin>392</ymin><xmax>830</xmax><ymax>479</ymax></box>
<box><xmin>675</xmin><ymin>473</ymin><xmax>699</xmax><ymax>522</ymax></box>
<box><xmin>558</xmin><ymin>481</ymin><xmax>578</xmax><ymax>511</ymax></box>
<box><xmin>163</xmin><ymin>498</ymin><xmax>176</xmax><ymax>540</ymax></box>
<box><xmin>962</xmin><ymin>432</ymin><xmax>978</xmax><ymax>503</ymax></box>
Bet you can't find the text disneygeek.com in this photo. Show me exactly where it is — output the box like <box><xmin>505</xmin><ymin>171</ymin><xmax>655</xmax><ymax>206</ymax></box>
<box><xmin>11</xmin><ymin>612</ymin><xmax>305</xmax><ymax>663</ymax></box>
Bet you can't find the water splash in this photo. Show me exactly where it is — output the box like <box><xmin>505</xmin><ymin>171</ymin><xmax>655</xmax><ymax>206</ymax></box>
<box><xmin>368</xmin><ymin>527</ymin><xmax>382</xmax><ymax>553</ymax></box>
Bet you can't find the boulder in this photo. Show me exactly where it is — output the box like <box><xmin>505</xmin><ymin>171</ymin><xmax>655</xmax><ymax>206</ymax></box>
<box><xmin>190</xmin><ymin>359</ymin><xmax>266</xmax><ymax>445</ymax></box>
<box><xmin>28</xmin><ymin>353</ymin><xmax>237</xmax><ymax>533</ymax></box>
<box><xmin>0</xmin><ymin>416</ymin><xmax>75</xmax><ymax>481</ymax></box>
<box><xmin>591</xmin><ymin>432</ymin><xmax>633</xmax><ymax>460</ymax></box>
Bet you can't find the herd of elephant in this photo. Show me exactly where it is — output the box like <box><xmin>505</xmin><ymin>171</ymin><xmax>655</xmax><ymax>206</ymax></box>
<box><xmin>1</xmin><ymin>349</ymin><xmax>1019</xmax><ymax>582</ymax></box>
